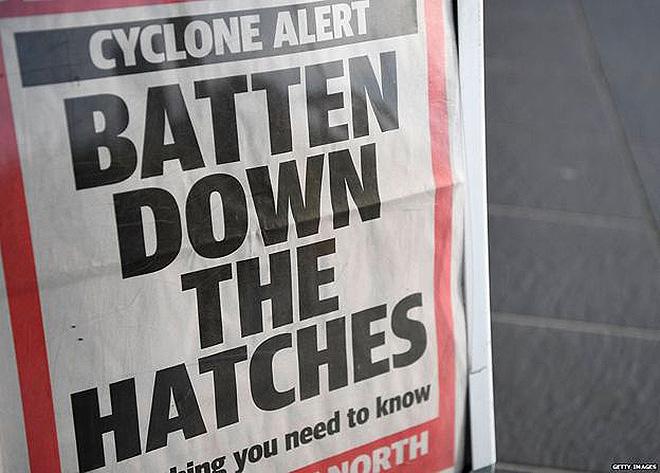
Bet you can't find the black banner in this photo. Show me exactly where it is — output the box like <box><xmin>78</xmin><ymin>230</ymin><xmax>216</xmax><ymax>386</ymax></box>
<box><xmin>15</xmin><ymin>0</ymin><xmax>417</xmax><ymax>87</ymax></box>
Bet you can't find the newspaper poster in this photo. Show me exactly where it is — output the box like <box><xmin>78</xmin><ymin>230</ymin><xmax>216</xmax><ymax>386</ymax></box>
<box><xmin>0</xmin><ymin>0</ymin><xmax>467</xmax><ymax>471</ymax></box>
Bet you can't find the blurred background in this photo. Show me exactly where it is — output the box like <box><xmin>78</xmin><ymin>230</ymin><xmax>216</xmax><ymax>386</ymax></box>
<box><xmin>485</xmin><ymin>1</ymin><xmax>660</xmax><ymax>471</ymax></box>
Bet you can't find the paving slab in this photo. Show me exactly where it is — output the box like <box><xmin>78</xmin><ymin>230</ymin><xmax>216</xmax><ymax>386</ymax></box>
<box><xmin>581</xmin><ymin>0</ymin><xmax>660</xmax><ymax>227</ymax></box>
<box><xmin>486</xmin><ymin>0</ymin><xmax>648</xmax><ymax>219</ymax></box>
<box><xmin>581</xmin><ymin>0</ymin><xmax>660</xmax><ymax>147</ymax></box>
<box><xmin>486</xmin><ymin>119</ymin><xmax>647</xmax><ymax>218</ymax></box>
<box><xmin>489</xmin><ymin>213</ymin><xmax>660</xmax><ymax>329</ymax></box>
<box><xmin>486</xmin><ymin>0</ymin><xmax>586</xmax><ymax>74</ymax></box>
<box><xmin>493</xmin><ymin>320</ymin><xmax>660</xmax><ymax>472</ymax></box>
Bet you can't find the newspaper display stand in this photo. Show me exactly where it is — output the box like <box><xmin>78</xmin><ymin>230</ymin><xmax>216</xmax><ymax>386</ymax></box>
<box><xmin>0</xmin><ymin>0</ymin><xmax>494</xmax><ymax>471</ymax></box>
<box><xmin>458</xmin><ymin>0</ymin><xmax>496</xmax><ymax>471</ymax></box>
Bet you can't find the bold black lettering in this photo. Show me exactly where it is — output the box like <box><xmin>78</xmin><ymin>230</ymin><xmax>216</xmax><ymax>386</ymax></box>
<box><xmin>251</xmin><ymin>67</ymin><xmax>301</xmax><ymax>155</ymax></box>
<box><xmin>113</xmin><ymin>188</ymin><xmax>181</xmax><ymax>278</ymax></box>
<box><xmin>186</xmin><ymin>173</ymin><xmax>248</xmax><ymax>259</ymax></box>
<box><xmin>199</xmin><ymin>346</ymin><xmax>248</xmax><ymax>429</ymax></box>
<box><xmin>392</xmin><ymin>293</ymin><xmax>427</xmax><ymax>368</ymax></box>
<box><xmin>349</xmin><ymin>52</ymin><xmax>399</xmax><ymax>138</ymax></box>
<box><xmin>297</xmin><ymin>239</ymin><xmax>338</xmax><ymax>320</ymax></box>
<box><xmin>195</xmin><ymin>462</ymin><xmax>211</xmax><ymax>473</ymax></box>
<box><xmin>247</xmin><ymin>155</ymin><xmax>323</xmax><ymax>246</ymax></box>
<box><xmin>306</xmin><ymin>61</ymin><xmax>349</xmax><ymax>147</ymax></box>
<box><xmin>329</xmin><ymin>143</ymin><xmax>380</xmax><ymax>229</ymax></box>
<box><xmin>236</xmin><ymin>250</ymin><xmax>292</xmax><ymax>337</ymax></box>
<box><xmin>195</xmin><ymin>76</ymin><xmax>248</xmax><ymax>164</ymax></box>
<box><xmin>250</xmin><ymin>333</ymin><xmax>295</xmax><ymax>411</ymax></box>
<box><xmin>146</xmin><ymin>364</ymin><xmax>206</xmax><ymax>452</ymax></box>
<box><xmin>141</xmin><ymin>84</ymin><xmax>204</xmax><ymax>178</ymax></box>
<box><xmin>71</xmin><ymin>379</ymin><xmax>141</xmax><ymax>472</ymax></box>
<box><xmin>351</xmin><ymin>305</ymin><xmax>389</xmax><ymax>382</ymax></box>
<box><xmin>65</xmin><ymin>94</ymin><xmax>136</xmax><ymax>190</ymax></box>
<box><xmin>297</xmin><ymin>317</ymin><xmax>348</xmax><ymax>400</ymax></box>
<box><xmin>181</xmin><ymin>264</ymin><xmax>233</xmax><ymax>349</ymax></box>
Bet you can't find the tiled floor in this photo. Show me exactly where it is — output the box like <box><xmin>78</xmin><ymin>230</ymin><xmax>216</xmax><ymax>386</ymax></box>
<box><xmin>486</xmin><ymin>1</ymin><xmax>660</xmax><ymax>471</ymax></box>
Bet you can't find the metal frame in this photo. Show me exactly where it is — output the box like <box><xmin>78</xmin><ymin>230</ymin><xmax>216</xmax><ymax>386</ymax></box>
<box><xmin>457</xmin><ymin>0</ymin><xmax>497</xmax><ymax>469</ymax></box>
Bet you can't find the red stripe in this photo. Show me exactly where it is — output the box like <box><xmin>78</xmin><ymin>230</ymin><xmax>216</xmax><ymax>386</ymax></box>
<box><xmin>0</xmin><ymin>42</ymin><xmax>63</xmax><ymax>472</ymax></box>
<box><xmin>426</xmin><ymin>0</ymin><xmax>456</xmax><ymax>467</ymax></box>
<box><xmin>0</xmin><ymin>0</ymin><xmax>194</xmax><ymax>18</ymax></box>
